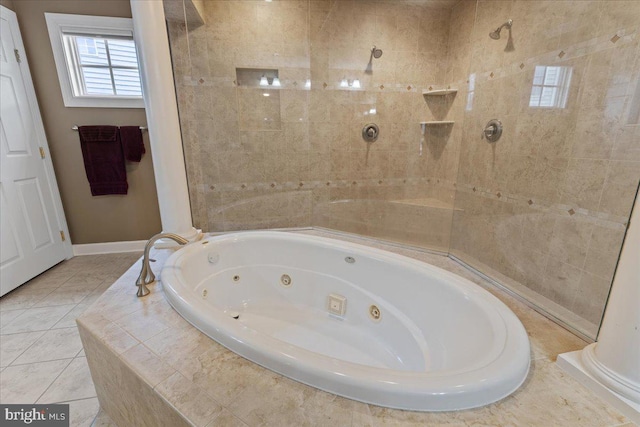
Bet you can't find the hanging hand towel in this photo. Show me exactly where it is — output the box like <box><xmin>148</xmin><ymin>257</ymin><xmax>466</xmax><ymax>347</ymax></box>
<box><xmin>78</xmin><ymin>125</ymin><xmax>128</xmax><ymax>196</ymax></box>
<box><xmin>119</xmin><ymin>126</ymin><xmax>146</xmax><ymax>162</ymax></box>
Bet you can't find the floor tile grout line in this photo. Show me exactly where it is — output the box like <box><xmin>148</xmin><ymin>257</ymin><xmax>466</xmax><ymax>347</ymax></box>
<box><xmin>52</xmin><ymin>396</ymin><xmax>98</xmax><ymax>405</ymax></box>
<box><xmin>1</xmin><ymin>329</ymin><xmax>48</xmax><ymax>368</ymax></box>
<box><xmin>33</xmin><ymin>357</ymin><xmax>76</xmax><ymax>405</ymax></box>
<box><xmin>0</xmin><ymin>303</ymin><xmax>80</xmax><ymax>336</ymax></box>
<box><xmin>8</xmin><ymin>350</ymin><xmax>85</xmax><ymax>368</ymax></box>
<box><xmin>75</xmin><ymin>347</ymin><xmax>85</xmax><ymax>358</ymax></box>
<box><xmin>1</xmin><ymin>325</ymin><xmax>78</xmax><ymax>338</ymax></box>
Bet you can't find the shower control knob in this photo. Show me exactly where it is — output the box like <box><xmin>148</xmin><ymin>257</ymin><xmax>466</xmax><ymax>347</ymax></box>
<box><xmin>362</xmin><ymin>123</ymin><xmax>379</xmax><ymax>143</ymax></box>
<box><xmin>483</xmin><ymin>119</ymin><xmax>503</xmax><ymax>142</ymax></box>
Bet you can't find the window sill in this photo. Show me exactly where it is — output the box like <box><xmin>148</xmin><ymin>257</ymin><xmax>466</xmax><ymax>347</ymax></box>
<box><xmin>62</xmin><ymin>95</ymin><xmax>145</xmax><ymax>109</ymax></box>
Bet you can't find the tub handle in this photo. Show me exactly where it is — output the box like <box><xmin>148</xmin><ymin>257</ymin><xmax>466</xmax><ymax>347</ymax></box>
<box><xmin>136</xmin><ymin>233</ymin><xmax>189</xmax><ymax>297</ymax></box>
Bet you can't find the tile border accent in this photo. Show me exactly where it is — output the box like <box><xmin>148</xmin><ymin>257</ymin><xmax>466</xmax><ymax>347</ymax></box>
<box><xmin>455</xmin><ymin>183</ymin><xmax>630</xmax><ymax>229</ymax></box>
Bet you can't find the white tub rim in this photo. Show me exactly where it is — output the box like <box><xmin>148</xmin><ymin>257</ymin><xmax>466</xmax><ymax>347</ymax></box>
<box><xmin>160</xmin><ymin>231</ymin><xmax>530</xmax><ymax>411</ymax></box>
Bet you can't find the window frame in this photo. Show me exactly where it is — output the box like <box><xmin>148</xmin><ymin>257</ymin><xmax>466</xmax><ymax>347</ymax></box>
<box><xmin>45</xmin><ymin>13</ymin><xmax>144</xmax><ymax>109</ymax></box>
<box><xmin>529</xmin><ymin>65</ymin><xmax>573</xmax><ymax>109</ymax></box>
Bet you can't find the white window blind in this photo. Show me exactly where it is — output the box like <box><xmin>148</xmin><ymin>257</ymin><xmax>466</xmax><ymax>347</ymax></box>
<box><xmin>529</xmin><ymin>65</ymin><xmax>573</xmax><ymax>109</ymax></box>
<box><xmin>45</xmin><ymin>13</ymin><xmax>144</xmax><ymax>108</ymax></box>
<box><xmin>64</xmin><ymin>34</ymin><xmax>142</xmax><ymax>97</ymax></box>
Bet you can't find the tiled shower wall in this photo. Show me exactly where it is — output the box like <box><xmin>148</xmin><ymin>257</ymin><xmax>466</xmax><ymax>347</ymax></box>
<box><xmin>167</xmin><ymin>0</ymin><xmax>639</xmax><ymax>339</ymax></box>
<box><xmin>168</xmin><ymin>0</ymin><xmax>468</xmax><ymax>251</ymax></box>
<box><xmin>449</xmin><ymin>0</ymin><xmax>640</xmax><ymax>337</ymax></box>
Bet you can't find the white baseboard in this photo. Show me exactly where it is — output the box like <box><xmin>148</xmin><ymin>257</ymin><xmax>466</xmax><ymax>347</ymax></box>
<box><xmin>72</xmin><ymin>240</ymin><xmax>146</xmax><ymax>256</ymax></box>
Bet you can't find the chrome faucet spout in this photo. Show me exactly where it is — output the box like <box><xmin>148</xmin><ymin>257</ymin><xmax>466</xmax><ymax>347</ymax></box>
<box><xmin>136</xmin><ymin>233</ymin><xmax>189</xmax><ymax>297</ymax></box>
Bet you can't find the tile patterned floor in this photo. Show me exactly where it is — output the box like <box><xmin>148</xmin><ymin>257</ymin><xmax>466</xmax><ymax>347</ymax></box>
<box><xmin>0</xmin><ymin>253</ymin><xmax>142</xmax><ymax>427</ymax></box>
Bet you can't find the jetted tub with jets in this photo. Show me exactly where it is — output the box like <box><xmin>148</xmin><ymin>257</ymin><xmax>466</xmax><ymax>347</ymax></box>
<box><xmin>160</xmin><ymin>231</ymin><xmax>530</xmax><ymax>411</ymax></box>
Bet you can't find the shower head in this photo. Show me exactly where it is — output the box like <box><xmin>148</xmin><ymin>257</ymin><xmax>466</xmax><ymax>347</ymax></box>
<box><xmin>489</xmin><ymin>30</ymin><xmax>501</xmax><ymax>40</ymax></box>
<box><xmin>371</xmin><ymin>46</ymin><xmax>383</xmax><ymax>59</ymax></box>
<box><xmin>489</xmin><ymin>19</ymin><xmax>512</xmax><ymax>40</ymax></box>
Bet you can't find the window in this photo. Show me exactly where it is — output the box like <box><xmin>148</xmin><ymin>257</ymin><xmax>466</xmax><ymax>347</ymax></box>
<box><xmin>529</xmin><ymin>65</ymin><xmax>573</xmax><ymax>109</ymax></box>
<box><xmin>45</xmin><ymin>13</ymin><xmax>144</xmax><ymax>108</ymax></box>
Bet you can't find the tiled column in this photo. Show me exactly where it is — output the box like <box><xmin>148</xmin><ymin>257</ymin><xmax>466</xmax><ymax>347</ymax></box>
<box><xmin>130</xmin><ymin>0</ymin><xmax>200</xmax><ymax>242</ymax></box>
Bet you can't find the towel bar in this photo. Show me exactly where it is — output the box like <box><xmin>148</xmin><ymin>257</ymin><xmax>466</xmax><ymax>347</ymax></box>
<box><xmin>72</xmin><ymin>125</ymin><xmax>147</xmax><ymax>131</ymax></box>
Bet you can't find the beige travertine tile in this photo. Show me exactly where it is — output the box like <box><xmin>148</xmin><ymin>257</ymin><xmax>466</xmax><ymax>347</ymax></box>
<box><xmin>16</xmin><ymin>272</ymin><xmax>71</xmax><ymax>290</ymax></box>
<box><xmin>38</xmin><ymin>357</ymin><xmax>96</xmax><ymax>403</ymax></box>
<box><xmin>206</xmin><ymin>409</ymin><xmax>249</xmax><ymax>427</ymax></box>
<box><xmin>121</xmin><ymin>344</ymin><xmax>176</xmax><ymax>388</ymax></box>
<box><xmin>1</xmin><ymin>305</ymin><xmax>76</xmax><ymax>334</ymax></box>
<box><xmin>114</xmin><ymin>308</ymin><xmax>170</xmax><ymax>343</ymax></box>
<box><xmin>543</xmin><ymin>259</ymin><xmax>583</xmax><ymax>308</ymax></box>
<box><xmin>179</xmin><ymin>344</ymin><xmax>277</xmax><ymax>407</ymax></box>
<box><xmin>505</xmin><ymin>359</ymin><xmax>627</xmax><ymax>427</ymax></box>
<box><xmin>0</xmin><ymin>309</ymin><xmax>26</xmax><ymax>327</ymax></box>
<box><xmin>0</xmin><ymin>359</ymin><xmax>71</xmax><ymax>404</ymax></box>
<box><xmin>0</xmin><ymin>330</ymin><xmax>46</xmax><ymax>367</ymax></box>
<box><xmin>144</xmin><ymin>326</ymin><xmax>216</xmax><ymax>371</ymax></box>
<box><xmin>156</xmin><ymin>372</ymin><xmax>224</xmax><ymax>427</ymax></box>
<box><xmin>32</xmin><ymin>286</ymin><xmax>94</xmax><ymax>308</ymax></box>
<box><xmin>599</xmin><ymin>160</ymin><xmax>640</xmax><ymax>217</ymax></box>
<box><xmin>78</xmin><ymin>313</ymin><xmax>138</xmax><ymax>355</ymax></box>
<box><xmin>571</xmin><ymin>272</ymin><xmax>610</xmax><ymax>325</ymax></box>
<box><xmin>561</xmin><ymin>159</ymin><xmax>609</xmax><ymax>211</ymax></box>
<box><xmin>611</xmin><ymin>125</ymin><xmax>640</xmax><ymax>161</ymax></box>
<box><xmin>228</xmin><ymin>374</ymin><xmax>370</xmax><ymax>427</ymax></box>
<box><xmin>570</xmin><ymin>119</ymin><xmax>617</xmax><ymax>160</ymax></box>
<box><xmin>0</xmin><ymin>286</ymin><xmax>56</xmax><ymax>311</ymax></box>
<box><xmin>79</xmin><ymin>321</ymin><xmax>190</xmax><ymax>427</ymax></box>
<box><xmin>583</xmin><ymin>224</ymin><xmax>625</xmax><ymax>280</ymax></box>
<box><xmin>596</xmin><ymin>0</ymin><xmax>640</xmax><ymax>37</ymax></box>
<box><xmin>548</xmin><ymin>216</ymin><xmax>594</xmax><ymax>269</ymax></box>
<box><xmin>238</xmin><ymin>88</ymin><xmax>281</xmax><ymax>131</ymax></box>
<box><xmin>64</xmin><ymin>397</ymin><xmax>100</xmax><ymax>427</ymax></box>
<box><xmin>13</xmin><ymin>327</ymin><xmax>83</xmax><ymax>365</ymax></box>
<box><xmin>59</xmin><ymin>273</ymin><xmax>106</xmax><ymax>290</ymax></box>
<box><xmin>52</xmin><ymin>303</ymin><xmax>92</xmax><ymax>329</ymax></box>
<box><xmin>90</xmin><ymin>408</ymin><xmax>118</xmax><ymax>427</ymax></box>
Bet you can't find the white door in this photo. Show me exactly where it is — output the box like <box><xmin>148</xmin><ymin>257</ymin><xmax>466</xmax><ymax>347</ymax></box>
<box><xmin>0</xmin><ymin>6</ymin><xmax>72</xmax><ymax>296</ymax></box>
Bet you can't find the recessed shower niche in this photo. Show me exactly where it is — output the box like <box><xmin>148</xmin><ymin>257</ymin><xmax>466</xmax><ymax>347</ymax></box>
<box><xmin>236</xmin><ymin>68</ymin><xmax>281</xmax><ymax>131</ymax></box>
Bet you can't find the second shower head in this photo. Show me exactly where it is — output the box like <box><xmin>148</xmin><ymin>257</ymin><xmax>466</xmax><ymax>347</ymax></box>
<box><xmin>490</xmin><ymin>19</ymin><xmax>513</xmax><ymax>40</ymax></box>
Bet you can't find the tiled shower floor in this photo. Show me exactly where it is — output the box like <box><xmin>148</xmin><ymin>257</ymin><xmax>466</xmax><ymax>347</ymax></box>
<box><xmin>0</xmin><ymin>253</ymin><xmax>142</xmax><ymax>427</ymax></box>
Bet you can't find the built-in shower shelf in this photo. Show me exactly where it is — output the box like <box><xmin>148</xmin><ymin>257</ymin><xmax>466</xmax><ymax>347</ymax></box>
<box><xmin>420</xmin><ymin>121</ymin><xmax>455</xmax><ymax>125</ymax></box>
<box><xmin>422</xmin><ymin>89</ymin><xmax>457</xmax><ymax>96</ymax></box>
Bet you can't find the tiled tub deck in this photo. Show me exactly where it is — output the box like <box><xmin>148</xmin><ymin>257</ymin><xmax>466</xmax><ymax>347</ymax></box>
<box><xmin>77</xmin><ymin>230</ymin><xmax>631</xmax><ymax>427</ymax></box>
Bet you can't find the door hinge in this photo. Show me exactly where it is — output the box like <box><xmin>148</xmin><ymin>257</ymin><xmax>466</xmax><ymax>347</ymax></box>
<box><xmin>60</xmin><ymin>231</ymin><xmax>66</xmax><ymax>242</ymax></box>
<box><xmin>39</xmin><ymin>147</ymin><xmax>45</xmax><ymax>159</ymax></box>
<box><xmin>14</xmin><ymin>49</ymin><xmax>21</xmax><ymax>63</ymax></box>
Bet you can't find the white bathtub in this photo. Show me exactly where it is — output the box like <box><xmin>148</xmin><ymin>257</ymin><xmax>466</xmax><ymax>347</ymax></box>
<box><xmin>160</xmin><ymin>231</ymin><xmax>530</xmax><ymax>411</ymax></box>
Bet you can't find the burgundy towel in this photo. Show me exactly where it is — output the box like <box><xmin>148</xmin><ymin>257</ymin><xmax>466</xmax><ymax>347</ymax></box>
<box><xmin>119</xmin><ymin>126</ymin><xmax>145</xmax><ymax>162</ymax></box>
<box><xmin>78</xmin><ymin>125</ymin><xmax>128</xmax><ymax>196</ymax></box>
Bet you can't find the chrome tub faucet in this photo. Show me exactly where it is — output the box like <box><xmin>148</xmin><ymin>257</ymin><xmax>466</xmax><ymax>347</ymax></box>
<box><xmin>136</xmin><ymin>232</ymin><xmax>189</xmax><ymax>297</ymax></box>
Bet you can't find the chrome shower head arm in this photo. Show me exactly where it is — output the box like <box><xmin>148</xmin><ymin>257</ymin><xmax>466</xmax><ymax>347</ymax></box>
<box><xmin>489</xmin><ymin>19</ymin><xmax>513</xmax><ymax>40</ymax></box>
